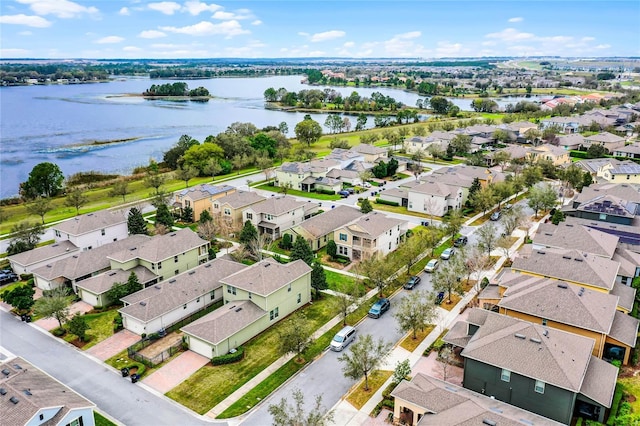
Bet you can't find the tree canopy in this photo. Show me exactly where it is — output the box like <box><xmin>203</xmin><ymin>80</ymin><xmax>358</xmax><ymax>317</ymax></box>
<box><xmin>294</xmin><ymin>118</ymin><xmax>323</xmax><ymax>146</ymax></box>
<box><xmin>21</xmin><ymin>162</ymin><xmax>65</xmax><ymax>199</ymax></box>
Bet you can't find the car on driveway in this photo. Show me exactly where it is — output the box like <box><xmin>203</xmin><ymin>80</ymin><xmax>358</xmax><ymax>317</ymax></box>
<box><xmin>404</xmin><ymin>276</ymin><xmax>421</xmax><ymax>290</ymax></box>
<box><xmin>453</xmin><ymin>236</ymin><xmax>468</xmax><ymax>247</ymax></box>
<box><xmin>490</xmin><ymin>211</ymin><xmax>501</xmax><ymax>221</ymax></box>
<box><xmin>441</xmin><ymin>248</ymin><xmax>455</xmax><ymax>260</ymax></box>
<box><xmin>368</xmin><ymin>298</ymin><xmax>391</xmax><ymax>318</ymax></box>
<box><xmin>0</xmin><ymin>271</ymin><xmax>19</xmax><ymax>285</ymax></box>
<box><xmin>424</xmin><ymin>259</ymin><xmax>439</xmax><ymax>273</ymax></box>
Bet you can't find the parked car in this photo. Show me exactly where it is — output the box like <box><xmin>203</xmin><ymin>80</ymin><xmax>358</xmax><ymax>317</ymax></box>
<box><xmin>330</xmin><ymin>325</ymin><xmax>357</xmax><ymax>351</ymax></box>
<box><xmin>368</xmin><ymin>298</ymin><xmax>391</xmax><ymax>318</ymax></box>
<box><xmin>453</xmin><ymin>236</ymin><xmax>468</xmax><ymax>247</ymax></box>
<box><xmin>0</xmin><ymin>272</ymin><xmax>19</xmax><ymax>285</ymax></box>
<box><xmin>441</xmin><ymin>248</ymin><xmax>455</xmax><ymax>260</ymax></box>
<box><xmin>404</xmin><ymin>276</ymin><xmax>421</xmax><ymax>290</ymax></box>
<box><xmin>424</xmin><ymin>259</ymin><xmax>439</xmax><ymax>273</ymax></box>
<box><xmin>490</xmin><ymin>211</ymin><xmax>501</xmax><ymax>221</ymax></box>
<box><xmin>338</xmin><ymin>190</ymin><xmax>350</xmax><ymax>198</ymax></box>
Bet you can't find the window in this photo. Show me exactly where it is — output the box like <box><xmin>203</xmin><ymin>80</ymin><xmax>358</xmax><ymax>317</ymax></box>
<box><xmin>534</xmin><ymin>380</ymin><xmax>545</xmax><ymax>394</ymax></box>
<box><xmin>542</xmin><ymin>319</ymin><xmax>547</xmax><ymax>326</ymax></box>
<box><xmin>66</xmin><ymin>418</ymin><xmax>84</xmax><ymax>426</ymax></box>
<box><xmin>501</xmin><ymin>369</ymin><xmax>511</xmax><ymax>382</ymax></box>
<box><xmin>270</xmin><ymin>307</ymin><xmax>279</xmax><ymax>320</ymax></box>
<box><xmin>224</xmin><ymin>208</ymin><xmax>231</xmax><ymax>216</ymax></box>
<box><xmin>288</xmin><ymin>283</ymin><xmax>292</xmax><ymax>292</ymax></box>
<box><xmin>157</xmin><ymin>262</ymin><xmax>162</xmax><ymax>270</ymax></box>
<box><xmin>389</xmin><ymin>242</ymin><xmax>392</xmax><ymax>249</ymax></box>
<box><xmin>227</xmin><ymin>285</ymin><xmax>236</xmax><ymax>295</ymax></box>
<box><xmin>338</xmin><ymin>246</ymin><xmax>348</xmax><ymax>256</ymax></box>
<box><xmin>214</xmin><ymin>203</ymin><xmax>219</xmax><ymax>209</ymax></box>
<box><xmin>210</xmin><ymin>290</ymin><xmax>215</xmax><ymax>300</ymax></box>
<box><xmin>183</xmin><ymin>304</ymin><xmax>187</xmax><ymax>309</ymax></box>
<box><xmin>101</xmin><ymin>229</ymin><xmax>105</xmax><ymax>236</ymax></box>
<box><xmin>248</xmin><ymin>292</ymin><xmax>252</xmax><ymax>299</ymax></box>
<box><xmin>40</xmin><ymin>414</ymin><xmax>44</xmax><ymax>421</ymax></box>
<box><xmin>246</xmin><ymin>213</ymin><xmax>253</xmax><ymax>220</ymax></box>
<box><xmin>55</xmin><ymin>230</ymin><xmax>61</xmax><ymax>237</ymax></box>
<box><xmin>174</xmin><ymin>255</ymin><xmax>178</xmax><ymax>263</ymax></box>
<box><xmin>339</xmin><ymin>233</ymin><xmax>348</xmax><ymax>241</ymax></box>
<box><xmin>297</xmin><ymin>293</ymin><xmax>301</xmax><ymax>303</ymax></box>
<box><xmin>175</xmin><ymin>269</ymin><xmax>179</xmax><ymax>275</ymax></box>
<box><xmin>196</xmin><ymin>297</ymin><xmax>200</xmax><ymax>303</ymax></box>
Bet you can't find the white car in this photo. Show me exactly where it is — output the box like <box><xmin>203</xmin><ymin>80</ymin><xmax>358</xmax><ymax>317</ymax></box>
<box><xmin>424</xmin><ymin>259</ymin><xmax>439</xmax><ymax>273</ymax></box>
<box><xmin>441</xmin><ymin>248</ymin><xmax>455</xmax><ymax>260</ymax></box>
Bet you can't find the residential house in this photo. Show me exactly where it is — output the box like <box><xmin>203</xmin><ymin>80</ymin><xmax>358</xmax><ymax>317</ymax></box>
<box><xmin>556</xmin><ymin>133</ymin><xmax>586</xmax><ymax>151</ymax></box>
<box><xmin>52</xmin><ymin>210</ymin><xmax>128</xmax><ymax>250</ymax></box>
<box><xmin>526</xmin><ymin>144</ymin><xmax>571</xmax><ymax>166</ymax></box>
<box><xmin>107</xmin><ymin>228</ymin><xmax>210</xmax><ymax>283</ymax></box>
<box><xmin>598</xmin><ymin>161</ymin><xmax>640</xmax><ymax>184</ymax></box>
<box><xmin>406</xmin><ymin>181</ymin><xmax>464</xmax><ymax>216</ymax></box>
<box><xmin>324</xmin><ymin>148</ymin><xmax>365</xmax><ymax>168</ymax></box>
<box><xmin>8</xmin><ymin>241</ymin><xmax>79</xmax><ymax>275</ymax></box>
<box><xmin>613</xmin><ymin>143</ymin><xmax>640</xmax><ymax>159</ymax></box>
<box><xmin>275</xmin><ymin>159</ymin><xmax>341</xmax><ymax>192</ymax></box>
<box><xmin>561</xmin><ymin>215</ymin><xmax>640</xmax><ymax>247</ymax></box>
<box><xmin>391</xmin><ymin>373</ymin><xmax>561</xmax><ymax>426</ymax></box>
<box><xmin>350</xmin><ymin>143</ymin><xmax>388</xmax><ymax>163</ymax></box>
<box><xmin>574</xmin><ymin>158</ymin><xmax>617</xmax><ymax>177</ymax></box>
<box><xmin>211</xmin><ymin>190</ymin><xmax>266</xmax><ymax>226</ymax></box>
<box><xmin>242</xmin><ymin>196</ymin><xmax>319</xmax><ymax>239</ymax></box>
<box><xmin>377</xmin><ymin>188</ymin><xmax>409</xmax><ymax>208</ymax></box>
<box><xmin>75</xmin><ymin>266</ymin><xmax>158</xmax><ymax>308</ymax></box>
<box><xmin>284</xmin><ymin>205</ymin><xmax>363</xmax><ymax>251</ymax></box>
<box><xmin>181</xmin><ymin>258</ymin><xmax>311</xmax><ymax>358</ymax></box>
<box><xmin>460</xmin><ymin>124</ymin><xmax>497</xmax><ymax>139</ymax></box>
<box><xmin>173</xmin><ymin>184</ymin><xmax>236</xmax><ymax>222</ymax></box>
<box><xmin>334</xmin><ymin>211</ymin><xmax>408</xmax><ymax>260</ymax></box>
<box><xmin>300</xmin><ymin>176</ymin><xmax>343</xmax><ymax>194</ymax></box>
<box><xmin>31</xmin><ymin>235</ymin><xmax>150</xmax><ymax>291</ymax></box>
<box><xmin>325</xmin><ymin>168</ymin><xmax>362</xmax><ymax>186</ymax></box>
<box><xmin>431</xmin><ymin>165</ymin><xmax>504</xmax><ymax>188</ymax></box>
<box><xmin>444</xmin><ymin>309</ymin><xmax>618</xmax><ymax>424</ymax></box>
<box><xmin>540</xmin><ymin>117</ymin><xmax>582</xmax><ymax>134</ymax></box>
<box><xmin>583</xmin><ymin>132</ymin><xmax>626</xmax><ymax>152</ymax></box>
<box><xmin>119</xmin><ymin>258</ymin><xmax>246</xmax><ymax>335</ymax></box>
<box><xmin>499</xmin><ymin>121</ymin><xmax>539</xmax><ymax>143</ymax></box>
<box><xmin>0</xmin><ymin>356</ymin><xmax>96</xmax><ymax>426</ymax></box>
<box><xmin>565</xmin><ymin>193</ymin><xmax>639</xmax><ymax>226</ymax></box>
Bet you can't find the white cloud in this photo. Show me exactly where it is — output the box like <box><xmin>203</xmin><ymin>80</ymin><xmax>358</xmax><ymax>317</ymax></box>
<box><xmin>16</xmin><ymin>0</ymin><xmax>98</xmax><ymax>18</ymax></box>
<box><xmin>19</xmin><ymin>30</ymin><xmax>33</xmax><ymax>35</ymax></box>
<box><xmin>123</xmin><ymin>46</ymin><xmax>142</xmax><ymax>52</ymax></box>
<box><xmin>310</xmin><ymin>30</ymin><xmax>345</xmax><ymax>42</ymax></box>
<box><xmin>96</xmin><ymin>35</ymin><xmax>124</xmax><ymax>44</ymax></box>
<box><xmin>160</xmin><ymin>20</ymin><xmax>249</xmax><ymax>37</ymax></box>
<box><xmin>0</xmin><ymin>14</ymin><xmax>51</xmax><ymax>27</ymax></box>
<box><xmin>508</xmin><ymin>17</ymin><xmax>523</xmax><ymax>23</ymax></box>
<box><xmin>251</xmin><ymin>19</ymin><xmax>261</xmax><ymax>26</ymax></box>
<box><xmin>148</xmin><ymin>2</ymin><xmax>181</xmax><ymax>15</ymax></box>
<box><xmin>308</xmin><ymin>50</ymin><xmax>325</xmax><ymax>56</ymax></box>
<box><xmin>1</xmin><ymin>48</ymin><xmax>30</xmax><ymax>56</ymax></box>
<box><xmin>212</xmin><ymin>11</ymin><xmax>235</xmax><ymax>20</ymax></box>
<box><xmin>343</xmin><ymin>41</ymin><xmax>354</xmax><ymax>48</ymax></box>
<box><xmin>595</xmin><ymin>44</ymin><xmax>611</xmax><ymax>49</ymax></box>
<box><xmin>436</xmin><ymin>41</ymin><xmax>465</xmax><ymax>56</ymax></box>
<box><xmin>183</xmin><ymin>1</ymin><xmax>221</xmax><ymax>15</ymax></box>
<box><xmin>581</xmin><ymin>36</ymin><xmax>595</xmax><ymax>42</ymax></box>
<box><xmin>298</xmin><ymin>32</ymin><xmax>309</xmax><ymax>37</ymax></box>
<box><xmin>395</xmin><ymin>31</ymin><xmax>421</xmax><ymax>40</ymax></box>
<box><xmin>485</xmin><ymin>28</ymin><xmax>535</xmax><ymax>42</ymax></box>
<box><xmin>139</xmin><ymin>30</ymin><xmax>167</xmax><ymax>39</ymax></box>
<box><xmin>119</xmin><ymin>7</ymin><xmax>130</xmax><ymax>16</ymax></box>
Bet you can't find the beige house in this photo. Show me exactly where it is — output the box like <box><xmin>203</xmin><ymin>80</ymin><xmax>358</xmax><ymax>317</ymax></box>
<box><xmin>526</xmin><ymin>143</ymin><xmax>571</xmax><ymax>166</ymax></box>
<box><xmin>173</xmin><ymin>184</ymin><xmax>236</xmax><ymax>221</ymax></box>
<box><xmin>242</xmin><ymin>195</ymin><xmax>319</xmax><ymax>239</ymax></box>
<box><xmin>406</xmin><ymin>181</ymin><xmax>463</xmax><ymax>216</ymax></box>
<box><xmin>275</xmin><ymin>159</ymin><xmax>340</xmax><ymax>192</ymax></box>
<box><xmin>556</xmin><ymin>133</ymin><xmax>586</xmax><ymax>151</ymax></box>
<box><xmin>182</xmin><ymin>258</ymin><xmax>311</xmax><ymax>358</ymax></box>
<box><xmin>284</xmin><ymin>205</ymin><xmax>363</xmax><ymax>251</ymax></box>
<box><xmin>598</xmin><ymin>161</ymin><xmax>640</xmax><ymax>184</ymax></box>
<box><xmin>350</xmin><ymin>143</ymin><xmax>388</xmax><ymax>162</ymax></box>
<box><xmin>212</xmin><ymin>190</ymin><xmax>265</xmax><ymax>226</ymax></box>
<box><xmin>334</xmin><ymin>212</ymin><xmax>408</xmax><ymax>260</ymax></box>
<box><xmin>583</xmin><ymin>132</ymin><xmax>626</xmax><ymax>151</ymax></box>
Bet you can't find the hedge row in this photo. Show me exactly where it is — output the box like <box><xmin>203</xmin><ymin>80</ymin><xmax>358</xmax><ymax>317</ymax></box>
<box><xmin>315</xmin><ymin>189</ymin><xmax>336</xmax><ymax>195</ymax></box>
<box><xmin>606</xmin><ymin>386</ymin><xmax>624</xmax><ymax>426</ymax></box>
<box><xmin>212</xmin><ymin>346</ymin><xmax>245</xmax><ymax>366</ymax></box>
<box><xmin>375</xmin><ymin>198</ymin><xmax>400</xmax><ymax>207</ymax></box>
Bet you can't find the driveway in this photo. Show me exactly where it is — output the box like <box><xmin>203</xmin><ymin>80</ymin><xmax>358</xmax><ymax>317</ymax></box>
<box><xmin>143</xmin><ymin>350</ymin><xmax>210</xmax><ymax>394</ymax></box>
<box><xmin>86</xmin><ymin>329</ymin><xmax>140</xmax><ymax>361</ymax></box>
<box><xmin>34</xmin><ymin>300</ymin><xmax>93</xmax><ymax>331</ymax></box>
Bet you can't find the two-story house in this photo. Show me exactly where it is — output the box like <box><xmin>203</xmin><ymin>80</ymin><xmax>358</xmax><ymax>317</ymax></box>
<box><xmin>444</xmin><ymin>309</ymin><xmax>618</xmax><ymax>424</ymax></box>
<box><xmin>613</xmin><ymin>143</ymin><xmax>640</xmax><ymax>159</ymax></box>
<box><xmin>525</xmin><ymin>144</ymin><xmax>571</xmax><ymax>166</ymax></box>
<box><xmin>598</xmin><ymin>161</ymin><xmax>640</xmax><ymax>184</ymax></box>
<box><xmin>334</xmin><ymin>212</ymin><xmax>408</xmax><ymax>261</ymax></box>
<box><xmin>75</xmin><ymin>266</ymin><xmax>158</xmax><ymax>308</ymax></box>
<box><xmin>242</xmin><ymin>196</ymin><xmax>319</xmax><ymax>239</ymax></box>
<box><xmin>212</xmin><ymin>190</ymin><xmax>266</xmax><ymax>226</ymax></box>
<box><xmin>1</xmin><ymin>357</ymin><xmax>96</xmax><ymax>426</ymax></box>
<box><xmin>52</xmin><ymin>209</ymin><xmax>128</xmax><ymax>250</ymax></box>
<box><xmin>119</xmin><ymin>258</ymin><xmax>246</xmax><ymax>335</ymax></box>
<box><xmin>274</xmin><ymin>159</ymin><xmax>341</xmax><ymax>192</ymax></box>
<box><xmin>350</xmin><ymin>143</ymin><xmax>388</xmax><ymax>163</ymax></box>
<box><xmin>583</xmin><ymin>132</ymin><xmax>626</xmax><ymax>152</ymax></box>
<box><xmin>8</xmin><ymin>240</ymin><xmax>79</xmax><ymax>275</ymax></box>
<box><xmin>556</xmin><ymin>133</ymin><xmax>586</xmax><ymax>151</ymax></box>
<box><xmin>540</xmin><ymin>117</ymin><xmax>582</xmax><ymax>134</ymax></box>
<box><xmin>181</xmin><ymin>258</ymin><xmax>312</xmax><ymax>358</ymax></box>
<box><xmin>284</xmin><ymin>205</ymin><xmax>363</xmax><ymax>251</ymax></box>
<box><xmin>173</xmin><ymin>184</ymin><xmax>236</xmax><ymax>221</ymax></box>
<box><xmin>406</xmin><ymin>181</ymin><xmax>464</xmax><ymax>216</ymax></box>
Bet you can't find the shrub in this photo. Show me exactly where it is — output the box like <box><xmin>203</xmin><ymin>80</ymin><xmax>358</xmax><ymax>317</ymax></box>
<box><xmin>381</xmin><ymin>399</ymin><xmax>394</xmax><ymax>409</ymax></box>
<box><xmin>570</xmin><ymin>150</ymin><xmax>589</xmax><ymax>159</ymax></box>
<box><xmin>611</xmin><ymin>359</ymin><xmax>622</xmax><ymax>369</ymax></box>
<box><xmin>52</xmin><ymin>327</ymin><xmax>66</xmax><ymax>337</ymax></box>
<box><xmin>211</xmin><ymin>346</ymin><xmax>245</xmax><ymax>365</ymax></box>
<box><xmin>606</xmin><ymin>386</ymin><xmax>624</xmax><ymax>426</ymax></box>
<box><xmin>20</xmin><ymin>273</ymin><xmax>33</xmax><ymax>281</ymax></box>
<box><xmin>382</xmin><ymin>381</ymin><xmax>400</xmax><ymax>399</ymax></box>
<box><xmin>375</xmin><ymin>198</ymin><xmax>400</xmax><ymax>207</ymax></box>
<box><xmin>122</xmin><ymin>361</ymin><xmax>146</xmax><ymax>377</ymax></box>
<box><xmin>315</xmin><ymin>189</ymin><xmax>336</xmax><ymax>195</ymax></box>
<box><xmin>618</xmin><ymin>402</ymin><xmax>631</xmax><ymax>417</ymax></box>
<box><xmin>148</xmin><ymin>332</ymin><xmax>161</xmax><ymax>341</ymax></box>
<box><xmin>576</xmin><ymin>418</ymin><xmax>583</xmax><ymax>426</ymax></box>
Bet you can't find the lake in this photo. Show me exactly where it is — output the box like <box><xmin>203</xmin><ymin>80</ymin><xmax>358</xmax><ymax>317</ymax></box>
<box><xmin>0</xmin><ymin>75</ymin><xmax>544</xmax><ymax>198</ymax></box>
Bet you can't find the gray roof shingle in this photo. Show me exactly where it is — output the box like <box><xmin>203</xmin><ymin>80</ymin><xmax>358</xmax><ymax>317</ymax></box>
<box><xmin>533</xmin><ymin>222</ymin><xmax>619</xmax><ymax>258</ymax></box>
<box><xmin>610</xmin><ymin>282</ymin><xmax>636</xmax><ymax>312</ymax></box>
<box><xmin>216</xmin><ymin>191</ymin><xmax>265</xmax><ymax>209</ymax></box>
<box><xmin>53</xmin><ymin>209</ymin><xmax>126</xmax><ymax>236</ymax></box>
<box><xmin>579</xmin><ymin>356</ymin><xmax>618</xmax><ymax>408</ymax></box>
<box><xmin>296</xmin><ymin>205</ymin><xmax>363</xmax><ymax>238</ymax></box>
<box><xmin>221</xmin><ymin>258</ymin><xmax>311</xmax><ymax>296</ymax></box>
<box><xmin>346</xmin><ymin>211</ymin><xmax>406</xmax><ymax>238</ymax></box>
<box><xmin>108</xmin><ymin>228</ymin><xmax>208</xmax><ymax>264</ymax></box>
<box><xmin>608</xmin><ymin>310</ymin><xmax>640</xmax><ymax>348</ymax></box>
<box><xmin>75</xmin><ymin>266</ymin><xmax>158</xmax><ymax>295</ymax></box>
<box><xmin>8</xmin><ymin>240</ymin><xmax>79</xmax><ymax>268</ymax></box>
<box><xmin>248</xmin><ymin>196</ymin><xmax>308</xmax><ymax>216</ymax></box>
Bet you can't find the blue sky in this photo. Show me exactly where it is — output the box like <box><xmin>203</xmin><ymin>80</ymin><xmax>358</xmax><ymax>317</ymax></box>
<box><xmin>1</xmin><ymin>1</ymin><xmax>638</xmax><ymax>59</ymax></box>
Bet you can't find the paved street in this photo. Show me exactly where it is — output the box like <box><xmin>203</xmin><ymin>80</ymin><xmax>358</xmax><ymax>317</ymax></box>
<box><xmin>0</xmin><ymin>309</ymin><xmax>222</xmax><ymax>426</ymax></box>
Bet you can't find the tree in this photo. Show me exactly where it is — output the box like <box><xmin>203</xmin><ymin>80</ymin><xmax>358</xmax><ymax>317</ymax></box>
<box><xmin>450</xmin><ymin>134</ymin><xmax>472</xmax><ymax>156</ymax></box>
<box><xmin>326</xmin><ymin>240</ymin><xmax>337</xmax><ymax>259</ymax></box>
<box><xmin>155</xmin><ymin>204</ymin><xmax>174</xmax><ymax>229</ymax></box>
<box><xmin>290</xmin><ymin>236</ymin><xmax>314</xmax><ymax>266</ymax></box>
<box><xmin>470</xmin><ymin>186</ymin><xmax>496</xmax><ymax>215</ymax></box>
<box><xmin>127</xmin><ymin>207</ymin><xmax>148</xmax><ymax>235</ymax></box>
<box><xmin>68</xmin><ymin>313</ymin><xmax>90</xmax><ymax>341</ymax></box>
<box><xmin>502</xmin><ymin>204</ymin><xmax>527</xmax><ymax>235</ymax></box>
<box><xmin>443</xmin><ymin>209</ymin><xmax>464</xmax><ymax>240</ymax></box>
<box><xmin>163</xmin><ymin>134</ymin><xmax>199</xmax><ymax>170</ymax></box>
<box><xmin>333</xmin><ymin>280</ymin><xmax>361</xmax><ymax>326</ymax></box>
<box><xmin>181</xmin><ymin>205</ymin><xmax>194</xmax><ymax>223</ymax></box>
<box><xmin>587</xmin><ymin>144</ymin><xmax>608</xmax><ymax>158</ymax></box>
<box><xmin>109</xmin><ymin>179</ymin><xmax>130</xmax><ymax>202</ymax></box>
<box><xmin>239</xmin><ymin>220</ymin><xmax>258</xmax><ymax>245</ymax></box>
<box><xmin>528</xmin><ymin>184</ymin><xmax>557</xmax><ymax>218</ymax></box>
<box><xmin>438</xmin><ymin>346</ymin><xmax>454</xmax><ymax>382</ymax></box>
<box><xmin>477</xmin><ymin>223</ymin><xmax>499</xmax><ymax>257</ymax></box>
<box><xmin>26</xmin><ymin>197</ymin><xmax>52</xmax><ymax>224</ymax></box>
<box><xmin>65</xmin><ymin>188</ymin><xmax>88</xmax><ymax>215</ymax></box>
<box><xmin>34</xmin><ymin>287</ymin><xmax>70</xmax><ymax>328</ymax></box>
<box><xmin>310</xmin><ymin>262</ymin><xmax>328</xmax><ymax>299</ymax></box>
<box><xmin>522</xmin><ymin>166</ymin><xmax>543</xmax><ymax>188</ymax></box>
<box><xmin>466</xmin><ymin>177</ymin><xmax>482</xmax><ymax>208</ymax></box>
<box><xmin>1</xmin><ymin>285</ymin><xmax>35</xmax><ymax>313</ymax></box>
<box><xmin>360</xmin><ymin>198</ymin><xmax>373</xmax><ymax>213</ymax></box>
<box><xmin>199</xmin><ymin>209</ymin><xmax>212</xmax><ymax>223</ymax></box>
<box><xmin>429</xmin><ymin>96</ymin><xmax>451</xmax><ymax>114</ymax></box>
<box><xmin>358</xmin><ymin>255</ymin><xmax>394</xmax><ymax>297</ymax></box>
<box><xmin>580</xmin><ymin>171</ymin><xmax>593</xmax><ymax>191</ymax></box>
<box><xmin>294</xmin><ymin>118</ymin><xmax>323</xmax><ymax>146</ymax></box>
<box><xmin>339</xmin><ymin>334</ymin><xmax>392</xmax><ymax>391</ymax></box>
<box><xmin>21</xmin><ymin>162</ymin><xmax>64</xmax><ymax>198</ymax></box>
<box><xmin>396</xmin><ymin>228</ymin><xmax>430</xmax><ymax>274</ymax></box>
<box><xmin>268</xmin><ymin>388</ymin><xmax>335</xmax><ymax>426</ymax></box>
<box><xmin>393</xmin><ymin>359</ymin><xmax>412</xmax><ymax>384</ymax></box>
<box><xmin>204</xmin><ymin>158</ymin><xmax>222</xmax><ymax>181</ymax></box>
<box><xmin>181</xmin><ymin>143</ymin><xmax>225</xmax><ymax>175</ymax></box>
<box><xmin>256</xmin><ymin>157</ymin><xmax>275</xmax><ymax>182</ymax></box>
<box><xmin>175</xmin><ymin>165</ymin><xmax>198</xmax><ymax>188</ymax></box>
<box><xmin>105</xmin><ymin>272</ymin><xmax>142</xmax><ymax>305</ymax></box>
<box><xmin>464</xmin><ymin>246</ymin><xmax>491</xmax><ymax>291</ymax></box>
<box><xmin>492</xmin><ymin>151</ymin><xmax>511</xmax><ymax>172</ymax></box>
<box><xmin>278</xmin><ymin>312</ymin><xmax>313</xmax><ymax>362</ymax></box>
<box><xmin>551</xmin><ymin>209</ymin><xmax>565</xmax><ymax>225</ymax></box>
<box><xmin>393</xmin><ymin>290</ymin><xmax>437</xmax><ymax>339</ymax></box>
<box><xmin>7</xmin><ymin>222</ymin><xmax>44</xmax><ymax>255</ymax></box>
<box><xmin>432</xmin><ymin>255</ymin><xmax>465</xmax><ymax>304</ymax></box>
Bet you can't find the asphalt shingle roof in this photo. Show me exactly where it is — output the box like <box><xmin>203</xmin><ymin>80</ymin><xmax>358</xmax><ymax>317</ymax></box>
<box><xmin>533</xmin><ymin>222</ymin><xmax>619</xmax><ymax>258</ymax></box>
<box><xmin>8</xmin><ymin>240</ymin><xmax>79</xmax><ymax>268</ymax></box>
<box><xmin>53</xmin><ymin>209</ymin><xmax>126</xmax><ymax>236</ymax></box>
<box><xmin>75</xmin><ymin>266</ymin><xmax>158</xmax><ymax>295</ymax></box>
<box><xmin>346</xmin><ymin>211</ymin><xmax>406</xmax><ymax>238</ymax></box>
<box><xmin>579</xmin><ymin>356</ymin><xmax>618</xmax><ymax>408</ymax></box>
<box><xmin>215</xmin><ymin>191</ymin><xmax>265</xmax><ymax>209</ymax></box>
<box><xmin>108</xmin><ymin>228</ymin><xmax>208</xmax><ymax>264</ymax></box>
<box><xmin>608</xmin><ymin>310</ymin><xmax>640</xmax><ymax>348</ymax></box>
<box><xmin>221</xmin><ymin>257</ymin><xmax>311</xmax><ymax>296</ymax></box>
<box><xmin>296</xmin><ymin>205</ymin><xmax>363</xmax><ymax>238</ymax></box>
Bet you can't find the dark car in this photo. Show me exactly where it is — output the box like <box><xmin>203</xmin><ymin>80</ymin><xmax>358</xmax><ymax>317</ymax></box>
<box><xmin>490</xmin><ymin>211</ymin><xmax>501</xmax><ymax>221</ymax></box>
<box><xmin>453</xmin><ymin>236</ymin><xmax>468</xmax><ymax>247</ymax></box>
<box><xmin>338</xmin><ymin>190</ymin><xmax>350</xmax><ymax>198</ymax></box>
<box><xmin>0</xmin><ymin>272</ymin><xmax>19</xmax><ymax>285</ymax></box>
<box><xmin>404</xmin><ymin>276</ymin><xmax>422</xmax><ymax>290</ymax></box>
<box><xmin>368</xmin><ymin>298</ymin><xmax>390</xmax><ymax>318</ymax></box>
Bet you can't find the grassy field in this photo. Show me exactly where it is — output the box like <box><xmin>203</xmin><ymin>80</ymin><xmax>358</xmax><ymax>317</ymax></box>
<box><xmin>324</xmin><ymin>269</ymin><xmax>363</xmax><ymax>293</ymax></box>
<box><xmin>166</xmin><ymin>295</ymin><xmax>339</xmax><ymax>414</ymax></box>
<box><xmin>94</xmin><ymin>411</ymin><xmax>117</xmax><ymax>426</ymax></box>
<box><xmin>617</xmin><ymin>376</ymin><xmax>640</xmax><ymax>413</ymax></box>
<box><xmin>80</xmin><ymin>309</ymin><xmax>120</xmax><ymax>350</ymax></box>
<box><xmin>399</xmin><ymin>325</ymin><xmax>436</xmax><ymax>352</ymax></box>
<box><xmin>256</xmin><ymin>183</ymin><xmax>341</xmax><ymax>200</ymax></box>
<box><xmin>346</xmin><ymin>370</ymin><xmax>393</xmax><ymax>409</ymax></box>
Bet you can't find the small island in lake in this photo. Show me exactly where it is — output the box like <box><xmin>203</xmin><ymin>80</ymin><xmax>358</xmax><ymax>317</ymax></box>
<box><xmin>142</xmin><ymin>82</ymin><xmax>212</xmax><ymax>101</ymax></box>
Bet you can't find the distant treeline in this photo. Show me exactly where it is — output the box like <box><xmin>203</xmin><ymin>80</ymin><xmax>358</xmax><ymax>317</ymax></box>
<box><xmin>149</xmin><ymin>67</ymin><xmax>303</xmax><ymax>79</ymax></box>
<box><xmin>0</xmin><ymin>64</ymin><xmax>109</xmax><ymax>85</ymax></box>
<box><xmin>143</xmin><ymin>82</ymin><xmax>210</xmax><ymax>97</ymax></box>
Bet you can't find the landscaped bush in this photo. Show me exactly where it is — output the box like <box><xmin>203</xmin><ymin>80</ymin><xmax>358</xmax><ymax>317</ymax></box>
<box><xmin>211</xmin><ymin>346</ymin><xmax>245</xmax><ymax>366</ymax></box>
<box><xmin>20</xmin><ymin>273</ymin><xmax>33</xmax><ymax>281</ymax></box>
<box><xmin>424</xmin><ymin>330</ymin><xmax>449</xmax><ymax>356</ymax></box>
<box><xmin>122</xmin><ymin>361</ymin><xmax>146</xmax><ymax>377</ymax></box>
<box><xmin>606</xmin><ymin>386</ymin><xmax>624</xmax><ymax>426</ymax></box>
<box><xmin>570</xmin><ymin>150</ymin><xmax>589</xmax><ymax>159</ymax></box>
<box><xmin>52</xmin><ymin>327</ymin><xmax>66</xmax><ymax>337</ymax></box>
<box><xmin>333</xmin><ymin>255</ymin><xmax>351</xmax><ymax>265</ymax></box>
<box><xmin>375</xmin><ymin>198</ymin><xmax>399</xmax><ymax>207</ymax></box>
<box><xmin>382</xmin><ymin>381</ymin><xmax>400</xmax><ymax>399</ymax></box>
<box><xmin>315</xmin><ymin>189</ymin><xmax>336</xmax><ymax>195</ymax></box>
<box><xmin>27</xmin><ymin>278</ymin><xmax>34</xmax><ymax>286</ymax></box>
<box><xmin>576</xmin><ymin>417</ymin><xmax>583</xmax><ymax>426</ymax></box>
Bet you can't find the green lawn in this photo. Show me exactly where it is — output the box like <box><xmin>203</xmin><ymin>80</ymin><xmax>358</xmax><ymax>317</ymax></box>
<box><xmin>256</xmin><ymin>183</ymin><xmax>341</xmax><ymax>201</ymax></box>
<box><xmin>94</xmin><ymin>411</ymin><xmax>117</xmax><ymax>426</ymax></box>
<box><xmin>324</xmin><ymin>269</ymin><xmax>364</xmax><ymax>293</ymax></box>
<box><xmin>80</xmin><ymin>309</ymin><xmax>120</xmax><ymax>350</ymax></box>
<box><xmin>617</xmin><ymin>376</ymin><xmax>640</xmax><ymax>413</ymax></box>
<box><xmin>166</xmin><ymin>295</ymin><xmax>340</xmax><ymax>414</ymax></box>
